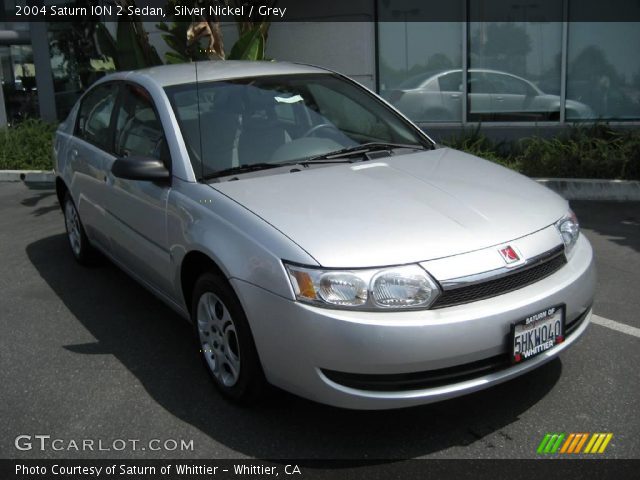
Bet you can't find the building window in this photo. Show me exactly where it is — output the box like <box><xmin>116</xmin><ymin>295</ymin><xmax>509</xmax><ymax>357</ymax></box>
<box><xmin>0</xmin><ymin>44</ymin><xmax>39</xmax><ymax>124</ymax></box>
<box><xmin>376</xmin><ymin>0</ymin><xmax>640</xmax><ymax>124</ymax></box>
<box><xmin>566</xmin><ymin>22</ymin><xmax>640</xmax><ymax>120</ymax></box>
<box><xmin>378</xmin><ymin>18</ymin><xmax>463</xmax><ymax>123</ymax></box>
<box><xmin>468</xmin><ymin>15</ymin><xmax>563</xmax><ymax>122</ymax></box>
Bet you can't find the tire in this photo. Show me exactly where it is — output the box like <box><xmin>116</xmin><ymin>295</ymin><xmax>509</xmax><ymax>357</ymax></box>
<box><xmin>192</xmin><ymin>272</ymin><xmax>266</xmax><ymax>404</ymax></box>
<box><xmin>63</xmin><ymin>191</ymin><xmax>97</xmax><ymax>265</ymax></box>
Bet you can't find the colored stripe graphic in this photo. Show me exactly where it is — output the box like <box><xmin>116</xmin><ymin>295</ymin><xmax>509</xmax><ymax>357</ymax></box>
<box><xmin>539</xmin><ymin>433</ymin><xmax>613</xmax><ymax>454</ymax></box>
<box><xmin>575</xmin><ymin>433</ymin><xmax>589</xmax><ymax>453</ymax></box>
<box><xmin>567</xmin><ymin>433</ymin><xmax>584</xmax><ymax>453</ymax></box>
<box><xmin>560</xmin><ymin>433</ymin><xmax>575</xmax><ymax>453</ymax></box>
<box><xmin>537</xmin><ymin>434</ymin><xmax>552</xmax><ymax>454</ymax></box>
<box><xmin>584</xmin><ymin>433</ymin><xmax>614</xmax><ymax>454</ymax></box>
<box><xmin>550</xmin><ymin>434</ymin><xmax>565</xmax><ymax>453</ymax></box>
<box><xmin>598</xmin><ymin>434</ymin><xmax>613</xmax><ymax>453</ymax></box>
<box><xmin>537</xmin><ymin>433</ymin><xmax>566</xmax><ymax>454</ymax></box>
<box><xmin>544</xmin><ymin>434</ymin><xmax>559</xmax><ymax>453</ymax></box>
<box><xmin>584</xmin><ymin>434</ymin><xmax>599</xmax><ymax>453</ymax></box>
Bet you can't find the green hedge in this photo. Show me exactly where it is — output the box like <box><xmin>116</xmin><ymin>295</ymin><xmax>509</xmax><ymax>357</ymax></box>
<box><xmin>0</xmin><ymin>119</ymin><xmax>57</xmax><ymax>171</ymax></box>
<box><xmin>442</xmin><ymin>124</ymin><xmax>640</xmax><ymax>180</ymax></box>
<box><xmin>1</xmin><ymin>120</ymin><xmax>639</xmax><ymax>180</ymax></box>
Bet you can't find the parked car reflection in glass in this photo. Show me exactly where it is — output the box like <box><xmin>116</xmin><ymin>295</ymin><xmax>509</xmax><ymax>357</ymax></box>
<box><xmin>384</xmin><ymin>69</ymin><xmax>594</xmax><ymax>122</ymax></box>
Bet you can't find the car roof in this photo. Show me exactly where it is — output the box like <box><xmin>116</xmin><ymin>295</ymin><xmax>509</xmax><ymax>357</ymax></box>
<box><xmin>104</xmin><ymin>61</ymin><xmax>331</xmax><ymax>87</ymax></box>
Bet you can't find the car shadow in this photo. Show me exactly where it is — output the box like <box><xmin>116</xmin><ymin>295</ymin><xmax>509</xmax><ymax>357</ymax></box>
<box><xmin>27</xmin><ymin>234</ymin><xmax>562</xmax><ymax>459</ymax></box>
<box><xmin>572</xmin><ymin>200</ymin><xmax>640</xmax><ymax>254</ymax></box>
<box><xmin>20</xmin><ymin>190</ymin><xmax>59</xmax><ymax>217</ymax></box>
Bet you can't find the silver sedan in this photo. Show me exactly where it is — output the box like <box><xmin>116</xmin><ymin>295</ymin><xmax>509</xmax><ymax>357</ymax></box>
<box><xmin>384</xmin><ymin>68</ymin><xmax>594</xmax><ymax>122</ymax></box>
<box><xmin>54</xmin><ymin>61</ymin><xmax>595</xmax><ymax>409</ymax></box>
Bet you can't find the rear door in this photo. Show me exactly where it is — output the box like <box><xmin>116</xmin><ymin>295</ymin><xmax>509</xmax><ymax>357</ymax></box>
<box><xmin>69</xmin><ymin>82</ymin><xmax>120</xmax><ymax>251</ymax></box>
<box><xmin>467</xmin><ymin>72</ymin><xmax>495</xmax><ymax>121</ymax></box>
<box><xmin>488</xmin><ymin>72</ymin><xmax>531</xmax><ymax>120</ymax></box>
<box><xmin>103</xmin><ymin>83</ymin><xmax>174</xmax><ymax>297</ymax></box>
<box><xmin>436</xmin><ymin>71</ymin><xmax>463</xmax><ymax>121</ymax></box>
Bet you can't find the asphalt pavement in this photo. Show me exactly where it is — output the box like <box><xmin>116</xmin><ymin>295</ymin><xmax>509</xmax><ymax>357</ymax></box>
<box><xmin>0</xmin><ymin>182</ymin><xmax>638</xmax><ymax>460</ymax></box>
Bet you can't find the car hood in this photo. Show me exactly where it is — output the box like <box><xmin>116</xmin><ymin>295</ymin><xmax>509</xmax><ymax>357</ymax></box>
<box><xmin>211</xmin><ymin>148</ymin><xmax>567</xmax><ymax>267</ymax></box>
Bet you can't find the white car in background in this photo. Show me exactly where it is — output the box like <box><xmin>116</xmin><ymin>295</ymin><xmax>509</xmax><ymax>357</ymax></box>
<box><xmin>385</xmin><ymin>68</ymin><xmax>594</xmax><ymax>122</ymax></box>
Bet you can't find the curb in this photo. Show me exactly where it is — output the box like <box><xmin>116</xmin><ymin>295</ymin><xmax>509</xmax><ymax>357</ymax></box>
<box><xmin>0</xmin><ymin>170</ymin><xmax>55</xmax><ymax>189</ymax></box>
<box><xmin>537</xmin><ymin>179</ymin><xmax>640</xmax><ymax>202</ymax></box>
<box><xmin>0</xmin><ymin>170</ymin><xmax>639</xmax><ymax>201</ymax></box>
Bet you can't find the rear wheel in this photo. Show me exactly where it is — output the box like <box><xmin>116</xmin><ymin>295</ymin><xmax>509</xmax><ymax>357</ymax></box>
<box><xmin>63</xmin><ymin>192</ymin><xmax>97</xmax><ymax>265</ymax></box>
<box><xmin>192</xmin><ymin>272</ymin><xmax>266</xmax><ymax>403</ymax></box>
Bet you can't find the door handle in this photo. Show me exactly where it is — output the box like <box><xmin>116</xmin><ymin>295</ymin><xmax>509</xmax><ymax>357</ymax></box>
<box><xmin>450</xmin><ymin>94</ymin><xmax>461</xmax><ymax>99</ymax></box>
<box><xmin>104</xmin><ymin>173</ymin><xmax>114</xmax><ymax>186</ymax></box>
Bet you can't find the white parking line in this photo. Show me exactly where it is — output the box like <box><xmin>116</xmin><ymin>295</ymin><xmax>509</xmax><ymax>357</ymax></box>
<box><xmin>591</xmin><ymin>314</ymin><xmax>640</xmax><ymax>339</ymax></box>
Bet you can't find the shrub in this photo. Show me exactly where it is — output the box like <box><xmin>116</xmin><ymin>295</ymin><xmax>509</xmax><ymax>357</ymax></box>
<box><xmin>0</xmin><ymin>119</ymin><xmax>57</xmax><ymax>171</ymax></box>
<box><xmin>442</xmin><ymin>124</ymin><xmax>640</xmax><ymax>180</ymax></box>
<box><xmin>0</xmin><ymin>119</ymin><xmax>638</xmax><ymax>179</ymax></box>
<box><xmin>440</xmin><ymin>126</ymin><xmax>522</xmax><ymax>171</ymax></box>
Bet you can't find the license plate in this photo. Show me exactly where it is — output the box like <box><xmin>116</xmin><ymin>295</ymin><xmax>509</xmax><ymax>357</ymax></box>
<box><xmin>511</xmin><ymin>305</ymin><xmax>565</xmax><ymax>363</ymax></box>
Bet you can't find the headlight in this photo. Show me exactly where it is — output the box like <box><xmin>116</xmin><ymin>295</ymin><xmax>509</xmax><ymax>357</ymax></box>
<box><xmin>284</xmin><ymin>263</ymin><xmax>440</xmax><ymax>310</ymax></box>
<box><xmin>556</xmin><ymin>210</ymin><xmax>580</xmax><ymax>255</ymax></box>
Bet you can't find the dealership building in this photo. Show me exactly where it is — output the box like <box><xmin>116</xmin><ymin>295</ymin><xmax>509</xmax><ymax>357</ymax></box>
<box><xmin>1</xmin><ymin>0</ymin><xmax>639</xmax><ymax>140</ymax></box>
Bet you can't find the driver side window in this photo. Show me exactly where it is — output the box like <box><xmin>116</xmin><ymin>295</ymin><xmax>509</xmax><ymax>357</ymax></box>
<box><xmin>114</xmin><ymin>85</ymin><xmax>169</xmax><ymax>165</ymax></box>
<box><xmin>491</xmin><ymin>74</ymin><xmax>530</xmax><ymax>96</ymax></box>
<box><xmin>76</xmin><ymin>83</ymin><xmax>118</xmax><ymax>151</ymax></box>
<box><xmin>307</xmin><ymin>84</ymin><xmax>392</xmax><ymax>141</ymax></box>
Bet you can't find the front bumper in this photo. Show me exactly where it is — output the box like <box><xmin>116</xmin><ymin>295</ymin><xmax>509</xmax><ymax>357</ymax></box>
<box><xmin>232</xmin><ymin>235</ymin><xmax>595</xmax><ymax>409</ymax></box>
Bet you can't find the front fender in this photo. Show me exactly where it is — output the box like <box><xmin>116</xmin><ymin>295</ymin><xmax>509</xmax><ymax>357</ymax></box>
<box><xmin>167</xmin><ymin>179</ymin><xmax>318</xmax><ymax>310</ymax></box>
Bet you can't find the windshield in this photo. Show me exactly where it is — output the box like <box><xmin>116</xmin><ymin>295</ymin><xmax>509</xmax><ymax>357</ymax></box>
<box><xmin>164</xmin><ymin>73</ymin><xmax>431</xmax><ymax>179</ymax></box>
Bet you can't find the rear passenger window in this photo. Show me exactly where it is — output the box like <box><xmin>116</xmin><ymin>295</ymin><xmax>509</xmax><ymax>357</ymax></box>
<box><xmin>438</xmin><ymin>72</ymin><xmax>462</xmax><ymax>92</ymax></box>
<box><xmin>76</xmin><ymin>83</ymin><xmax>118</xmax><ymax>150</ymax></box>
<box><xmin>114</xmin><ymin>85</ymin><xmax>169</xmax><ymax>164</ymax></box>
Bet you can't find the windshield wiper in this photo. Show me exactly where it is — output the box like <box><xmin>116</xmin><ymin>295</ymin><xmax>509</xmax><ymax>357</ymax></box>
<box><xmin>204</xmin><ymin>157</ymin><xmax>356</xmax><ymax>180</ymax></box>
<box><xmin>203</xmin><ymin>162</ymin><xmax>284</xmax><ymax>180</ymax></box>
<box><xmin>203</xmin><ymin>142</ymin><xmax>430</xmax><ymax>180</ymax></box>
<box><xmin>305</xmin><ymin>142</ymin><xmax>428</xmax><ymax>162</ymax></box>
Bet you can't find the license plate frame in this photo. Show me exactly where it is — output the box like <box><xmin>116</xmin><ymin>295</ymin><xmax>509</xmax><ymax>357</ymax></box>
<box><xmin>510</xmin><ymin>304</ymin><xmax>565</xmax><ymax>364</ymax></box>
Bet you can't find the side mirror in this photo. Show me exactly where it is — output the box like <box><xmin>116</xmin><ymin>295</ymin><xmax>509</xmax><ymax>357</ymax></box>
<box><xmin>111</xmin><ymin>156</ymin><xmax>170</xmax><ymax>181</ymax></box>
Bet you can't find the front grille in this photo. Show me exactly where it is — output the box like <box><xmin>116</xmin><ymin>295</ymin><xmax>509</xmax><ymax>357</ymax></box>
<box><xmin>321</xmin><ymin>307</ymin><xmax>591</xmax><ymax>392</ymax></box>
<box><xmin>323</xmin><ymin>354</ymin><xmax>510</xmax><ymax>392</ymax></box>
<box><xmin>565</xmin><ymin>306</ymin><xmax>590</xmax><ymax>336</ymax></box>
<box><xmin>432</xmin><ymin>247</ymin><xmax>567</xmax><ymax>309</ymax></box>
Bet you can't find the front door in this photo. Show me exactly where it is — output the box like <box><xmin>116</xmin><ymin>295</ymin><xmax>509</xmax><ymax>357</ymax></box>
<box><xmin>69</xmin><ymin>82</ymin><xmax>120</xmax><ymax>251</ymax></box>
<box><xmin>104</xmin><ymin>83</ymin><xmax>174</xmax><ymax>297</ymax></box>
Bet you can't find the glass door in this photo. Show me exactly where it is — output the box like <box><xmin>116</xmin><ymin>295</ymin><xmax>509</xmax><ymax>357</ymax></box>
<box><xmin>0</xmin><ymin>44</ymin><xmax>39</xmax><ymax>125</ymax></box>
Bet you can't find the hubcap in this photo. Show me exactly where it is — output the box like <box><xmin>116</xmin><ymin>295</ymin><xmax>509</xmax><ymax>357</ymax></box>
<box><xmin>64</xmin><ymin>200</ymin><xmax>82</xmax><ymax>257</ymax></box>
<box><xmin>197</xmin><ymin>292</ymin><xmax>241</xmax><ymax>387</ymax></box>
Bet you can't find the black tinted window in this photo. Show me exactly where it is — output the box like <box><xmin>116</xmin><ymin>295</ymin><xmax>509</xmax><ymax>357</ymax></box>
<box><xmin>438</xmin><ymin>72</ymin><xmax>462</xmax><ymax>92</ymax></box>
<box><xmin>489</xmin><ymin>74</ymin><xmax>530</xmax><ymax>95</ymax></box>
<box><xmin>166</xmin><ymin>74</ymin><xmax>428</xmax><ymax>178</ymax></box>
<box><xmin>114</xmin><ymin>85</ymin><xmax>168</xmax><ymax>163</ymax></box>
<box><xmin>468</xmin><ymin>73</ymin><xmax>496</xmax><ymax>94</ymax></box>
<box><xmin>76</xmin><ymin>83</ymin><xmax>118</xmax><ymax>150</ymax></box>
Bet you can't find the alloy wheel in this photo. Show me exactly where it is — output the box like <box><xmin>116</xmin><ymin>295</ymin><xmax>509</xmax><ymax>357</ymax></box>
<box><xmin>196</xmin><ymin>292</ymin><xmax>241</xmax><ymax>387</ymax></box>
<box><xmin>64</xmin><ymin>199</ymin><xmax>82</xmax><ymax>257</ymax></box>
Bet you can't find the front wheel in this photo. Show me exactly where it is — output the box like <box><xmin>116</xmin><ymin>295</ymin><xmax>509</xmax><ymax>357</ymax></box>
<box><xmin>192</xmin><ymin>272</ymin><xmax>266</xmax><ymax>403</ymax></box>
<box><xmin>63</xmin><ymin>192</ymin><xmax>97</xmax><ymax>265</ymax></box>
